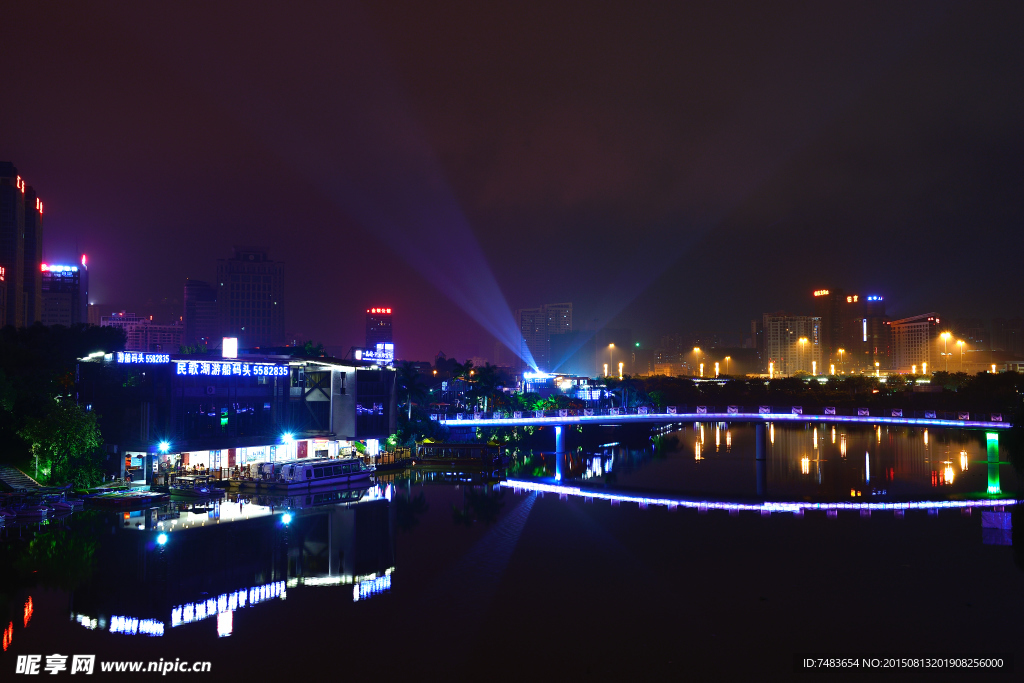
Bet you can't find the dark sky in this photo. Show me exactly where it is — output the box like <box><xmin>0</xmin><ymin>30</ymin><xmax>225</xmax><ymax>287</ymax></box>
<box><xmin>2</xmin><ymin>1</ymin><xmax>1021</xmax><ymax>362</ymax></box>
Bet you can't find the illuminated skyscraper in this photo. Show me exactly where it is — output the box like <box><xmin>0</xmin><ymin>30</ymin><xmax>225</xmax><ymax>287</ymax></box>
<box><xmin>365</xmin><ymin>306</ymin><xmax>393</xmax><ymax>349</ymax></box>
<box><xmin>216</xmin><ymin>247</ymin><xmax>285</xmax><ymax>349</ymax></box>
<box><xmin>41</xmin><ymin>257</ymin><xmax>89</xmax><ymax>326</ymax></box>
<box><xmin>184</xmin><ymin>279</ymin><xmax>218</xmax><ymax>347</ymax></box>
<box><xmin>516</xmin><ymin>302</ymin><xmax>574</xmax><ymax>372</ymax></box>
<box><xmin>1</xmin><ymin>162</ymin><xmax>44</xmax><ymax>327</ymax></box>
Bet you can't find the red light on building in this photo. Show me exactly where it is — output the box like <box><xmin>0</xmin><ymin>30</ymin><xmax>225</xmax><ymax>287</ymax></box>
<box><xmin>813</xmin><ymin>289</ymin><xmax>829</xmax><ymax>297</ymax></box>
<box><xmin>81</xmin><ymin>254</ymin><xmax>87</xmax><ymax>267</ymax></box>
<box><xmin>23</xmin><ymin>597</ymin><xmax>33</xmax><ymax>628</ymax></box>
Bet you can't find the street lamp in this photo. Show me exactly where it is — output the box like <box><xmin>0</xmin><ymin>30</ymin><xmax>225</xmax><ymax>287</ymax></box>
<box><xmin>940</xmin><ymin>331</ymin><xmax>952</xmax><ymax>371</ymax></box>
<box><xmin>798</xmin><ymin>337</ymin><xmax>808</xmax><ymax>375</ymax></box>
<box><xmin>956</xmin><ymin>340</ymin><xmax>965</xmax><ymax>371</ymax></box>
<box><xmin>608</xmin><ymin>344</ymin><xmax>615</xmax><ymax>374</ymax></box>
<box><xmin>724</xmin><ymin>356</ymin><xmax>731</xmax><ymax>375</ymax></box>
<box><xmin>603</xmin><ymin>363</ymin><xmax>608</xmax><ymax>377</ymax></box>
<box><xmin>837</xmin><ymin>348</ymin><xmax>845</xmax><ymax>374</ymax></box>
<box><xmin>699</xmin><ymin>362</ymin><xmax>704</xmax><ymax>378</ymax></box>
<box><xmin>158</xmin><ymin>441</ymin><xmax>170</xmax><ymax>454</ymax></box>
<box><xmin>618</xmin><ymin>361</ymin><xmax>624</xmax><ymax>380</ymax></box>
<box><xmin>714</xmin><ymin>361</ymin><xmax>719</xmax><ymax>378</ymax></box>
<box><xmin>874</xmin><ymin>361</ymin><xmax>880</xmax><ymax>378</ymax></box>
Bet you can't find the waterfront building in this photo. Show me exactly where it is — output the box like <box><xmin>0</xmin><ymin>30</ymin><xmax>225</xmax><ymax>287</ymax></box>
<box><xmin>100</xmin><ymin>311</ymin><xmax>183</xmax><ymax>352</ymax></box>
<box><xmin>762</xmin><ymin>314</ymin><xmax>822</xmax><ymax>376</ymax></box>
<box><xmin>78</xmin><ymin>351</ymin><xmax>397</xmax><ymax>481</ymax></box>
<box><xmin>888</xmin><ymin>312</ymin><xmax>941</xmax><ymax>373</ymax></box>
<box><xmin>0</xmin><ymin>162</ymin><xmax>45</xmax><ymax>327</ymax></box>
<box><xmin>41</xmin><ymin>258</ymin><xmax>89</xmax><ymax>326</ymax></box>
<box><xmin>216</xmin><ymin>247</ymin><xmax>285</xmax><ymax>349</ymax></box>
<box><xmin>991</xmin><ymin>317</ymin><xmax>1023</xmax><ymax>356</ymax></box>
<box><xmin>183</xmin><ymin>279</ymin><xmax>218</xmax><ymax>347</ymax></box>
<box><xmin>365</xmin><ymin>306</ymin><xmax>393</xmax><ymax>349</ymax></box>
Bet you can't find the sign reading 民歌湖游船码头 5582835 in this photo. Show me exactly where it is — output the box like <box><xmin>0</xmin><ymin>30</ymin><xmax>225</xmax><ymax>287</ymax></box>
<box><xmin>173</xmin><ymin>360</ymin><xmax>289</xmax><ymax>377</ymax></box>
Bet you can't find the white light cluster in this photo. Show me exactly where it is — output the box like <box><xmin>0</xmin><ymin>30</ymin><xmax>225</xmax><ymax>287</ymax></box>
<box><xmin>174</xmin><ymin>361</ymin><xmax>289</xmax><ymax>377</ymax></box>
<box><xmin>109</xmin><ymin>616</ymin><xmax>164</xmax><ymax>637</ymax></box>
<box><xmin>171</xmin><ymin>581</ymin><xmax>286</xmax><ymax>628</ymax></box>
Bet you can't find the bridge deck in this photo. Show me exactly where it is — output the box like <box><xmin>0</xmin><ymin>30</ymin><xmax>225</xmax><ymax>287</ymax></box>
<box><xmin>438</xmin><ymin>412</ymin><xmax>1010</xmax><ymax>430</ymax></box>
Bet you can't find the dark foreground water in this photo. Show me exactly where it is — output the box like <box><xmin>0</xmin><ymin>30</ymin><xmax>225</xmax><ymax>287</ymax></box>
<box><xmin>2</xmin><ymin>424</ymin><xmax>1022</xmax><ymax>681</ymax></box>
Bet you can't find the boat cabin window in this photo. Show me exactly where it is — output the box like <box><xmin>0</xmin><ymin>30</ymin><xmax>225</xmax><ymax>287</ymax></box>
<box><xmin>342</xmin><ymin>465</ymin><xmax>351</xmax><ymax>474</ymax></box>
<box><xmin>304</xmin><ymin>469</ymin><xmax>311</xmax><ymax>479</ymax></box>
<box><xmin>314</xmin><ymin>468</ymin><xmax>324</xmax><ymax>478</ymax></box>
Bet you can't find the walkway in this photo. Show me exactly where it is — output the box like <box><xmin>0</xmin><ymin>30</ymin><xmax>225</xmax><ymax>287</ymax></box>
<box><xmin>0</xmin><ymin>464</ymin><xmax>42</xmax><ymax>490</ymax></box>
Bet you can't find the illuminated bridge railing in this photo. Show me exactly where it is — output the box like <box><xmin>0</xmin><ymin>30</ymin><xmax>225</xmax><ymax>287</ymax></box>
<box><xmin>433</xmin><ymin>406</ymin><xmax>1011</xmax><ymax>429</ymax></box>
<box><xmin>502</xmin><ymin>479</ymin><xmax>1019</xmax><ymax>513</ymax></box>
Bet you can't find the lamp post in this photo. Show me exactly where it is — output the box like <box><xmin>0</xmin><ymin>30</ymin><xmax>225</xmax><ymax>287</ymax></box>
<box><xmin>798</xmin><ymin>337</ymin><xmax>808</xmax><ymax>375</ymax></box>
<box><xmin>838</xmin><ymin>348</ymin><xmax>845</xmax><ymax>375</ymax></box>
<box><xmin>956</xmin><ymin>339</ymin><xmax>965</xmax><ymax>372</ymax></box>
<box><xmin>724</xmin><ymin>356</ymin><xmax>731</xmax><ymax>375</ymax></box>
<box><xmin>714</xmin><ymin>361</ymin><xmax>720</xmax><ymax>378</ymax></box>
<box><xmin>693</xmin><ymin>347</ymin><xmax>701</xmax><ymax>377</ymax></box>
<box><xmin>618</xmin><ymin>361</ymin><xmax>624</xmax><ymax>380</ymax></box>
<box><xmin>608</xmin><ymin>344</ymin><xmax>615</xmax><ymax>375</ymax></box>
<box><xmin>940</xmin><ymin>332</ymin><xmax>951</xmax><ymax>371</ymax></box>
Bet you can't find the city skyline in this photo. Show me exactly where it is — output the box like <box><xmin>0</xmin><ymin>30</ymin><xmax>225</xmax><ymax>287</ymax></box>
<box><xmin>2</xmin><ymin>2</ymin><xmax>1023</xmax><ymax>363</ymax></box>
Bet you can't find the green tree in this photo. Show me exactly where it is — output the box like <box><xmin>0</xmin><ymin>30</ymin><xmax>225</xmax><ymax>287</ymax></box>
<box><xmin>20</xmin><ymin>399</ymin><xmax>103</xmax><ymax>487</ymax></box>
<box><xmin>397</xmin><ymin>361</ymin><xmax>429</xmax><ymax>419</ymax></box>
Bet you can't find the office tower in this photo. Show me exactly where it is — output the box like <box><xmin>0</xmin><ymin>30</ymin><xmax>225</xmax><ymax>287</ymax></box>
<box><xmin>762</xmin><ymin>314</ymin><xmax>822</xmax><ymax>376</ymax></box>
<box><xmin>41</xmin><ymin>257</ymin><xmax>89</xmax><ymax>326</ymax></box>
<box><xmin>216</xmin><ymin>247</ymin><xmax>285</xmax><ymax>349</ymax></box>
<box><xmin>888</xmin><ymin>313</ymin><xmax>941</xmax><ymax>373</ymax></box>
<box><xmin>184</xmin><ymin>279</ymin><xmax>219</xmax><ymax>347</ymax></box>
<box><xmin>517</xmin><ymin>302</ymin><xmax>574</xmax><ymax>372</ymax></box>
<box><xmin>365</xmin><ymin>306</ymin><xmax>393</xmax><ymax>348</ymax></box>
<box><xmin>22</xmin><ymin>186</ymin><xmax>43</xmax><ymax>325</ymax></box>
<box><xmin>812</xmin><ymin>288</ymin><xmax>844</xmax><ymax>358</ymax></box>
<box><xmin>0</xmin><ymin>163</ymin><xmax>26</xmax><ymax>328</ymax></box>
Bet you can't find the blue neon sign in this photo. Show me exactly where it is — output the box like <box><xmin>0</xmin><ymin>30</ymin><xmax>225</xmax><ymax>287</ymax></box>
<box><xmin>117</xmin><ymin>352</ymin><xmax>171</xmax><ymax>364</ymax></box>
<box><xmin>173</xmin><ymin>361</ymin><xmax>289</xmax><ymax>377</ymax></box>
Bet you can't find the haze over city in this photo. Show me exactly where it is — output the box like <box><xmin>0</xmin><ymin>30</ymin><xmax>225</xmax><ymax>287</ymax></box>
<box><xmin>3</xmin><ymin>1</ymin><xmax>1022</xmax><ymax>363</ymax></box>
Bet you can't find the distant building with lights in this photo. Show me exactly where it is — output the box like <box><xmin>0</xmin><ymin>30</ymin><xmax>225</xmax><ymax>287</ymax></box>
<box><xmin>888</xmin><ymin>312</ymin><xmax>941</xmax><ymax>373</ymax></box>
<box><xmin>41</xmin><ymin>258</ymin><xmax>89</xmax><ymax>326</ymax></box>
<box><xmin>0</xmin><ymin>162</ymin><xmax>44</xmax><ymax>328</ymax></box>
<box><xmin>184</xmin><ymin>279</ymin><xmax>219</xmax><ymax>348</ymax></box>
<box><xmin>516</xmin><ymin>302</ymin><xmax>573</xmax><ymax>372</ymax></box>
<box><xmin>810</xmin><ymin>288</ymin><xmax>890</xmax><ymax>371</ymax></box>
<box><xmin>365</xmin><ymin>307</ymin><xmax>393</xmax><ymax>349</ymax></box>
<box><xmin>100</xmin><ymin>311</ymin><xmax>183</xmax><ymax>352</ymax></box>
<box><xmin>217</xmin><ymin>247</ymin><xmax>285</xmax><ymax>349</ymax></box>
<box><xmin>762</xmin><ymin>314</ymin><xmax>822</xmax><ymax>376</ymax></box>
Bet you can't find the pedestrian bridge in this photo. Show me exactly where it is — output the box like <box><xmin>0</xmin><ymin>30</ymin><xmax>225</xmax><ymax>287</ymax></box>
<box><xmin>434</xmin><ymin>407</ymin><xmax>1011</xmax><ymax>430</ymax></box>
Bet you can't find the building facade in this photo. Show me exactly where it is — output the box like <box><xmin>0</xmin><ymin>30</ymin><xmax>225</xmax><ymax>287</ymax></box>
<box><xmin>517</xmin><ymin>302</ymin><xmax>574</xmax><ymax>372</ymax></box>
<box><xmin>888</xmin><ymin>312</ymin><xmax>941</xmax><ymax>373</ymax></box>
<box><xmin>365</xmin><ymin>306</ymin><xmax>393</xmax><ymax>349</ymax></box>
<box><xmin>762</xmin><ymin>314</ymin><xmax>822</xmax><ymax>376</ymax></box>
<box><xmin>100</xmin><ymin>311</ymin><xmax>184</xmax><ymax>352</ymax></box>
<box><xmin>216</xmin><ymin>247</ymin><xmax>285</xmax><ymax>349</ymax></box>
<box><xmin>0</xmin><ymin>162</ymin><xmax>44</xmax><ymax>328</ymax></box>
<box><xmin>41</xmin><ymin>260</ymin><xmax>89</xmax><ymax>326</ymax></box>
<box><xmin>183</xmin><ymin>279</ymin><xmax>218</xmax><ymax>348</ymax></box>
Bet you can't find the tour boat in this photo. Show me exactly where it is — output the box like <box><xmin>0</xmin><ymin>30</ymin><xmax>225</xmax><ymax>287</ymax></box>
<box><xmin>169</xmin><ymin>475</ymin><xmax>225</xmax><ymax>499</ymax></box>
<box><xmin>263</xmin><ymin>457</ymin><xmax>373</xmax><ymax>491</ymax></box>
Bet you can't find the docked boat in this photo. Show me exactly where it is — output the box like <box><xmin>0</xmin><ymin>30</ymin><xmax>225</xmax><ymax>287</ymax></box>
<box><xmin>262</xmin><ymin>457</ymin><xmax>373</xmax><ymax>491</ymax></box>
<box><xmin>169</xmin><ymin>475</ymin><xmax>225</xmax><ymax>499</ymax></box>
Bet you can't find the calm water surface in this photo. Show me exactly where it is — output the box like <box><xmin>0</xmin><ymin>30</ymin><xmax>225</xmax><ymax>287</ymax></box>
<box><xmin>2</xmin><ymin>424</ymin><xmax>1021</xmax><ymax>680</ymax></box>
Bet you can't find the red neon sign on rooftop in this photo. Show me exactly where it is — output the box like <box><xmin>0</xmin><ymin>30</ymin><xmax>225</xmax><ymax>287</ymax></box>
<box><xmin>367</xmin><ymin>307</ymin><xmax>392</xmax><ymax>314</ymax></box>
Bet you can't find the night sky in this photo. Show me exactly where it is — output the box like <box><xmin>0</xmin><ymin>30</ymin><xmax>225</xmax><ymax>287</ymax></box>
<box><xmin>2</xmin><ymin>1</ymin><xmax>1021</xmax><ymax>362</ymax></box>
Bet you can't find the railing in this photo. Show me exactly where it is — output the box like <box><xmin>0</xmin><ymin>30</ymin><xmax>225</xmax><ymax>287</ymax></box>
<box><xmin>374</xmin><ymin>448</ymin><xmax>412</xmax><ymax>467</ymax></box>
<box><xmin>431</xmin><ymin>406</ymin><xmax>1009</xmax><ymax>423</ymax></box>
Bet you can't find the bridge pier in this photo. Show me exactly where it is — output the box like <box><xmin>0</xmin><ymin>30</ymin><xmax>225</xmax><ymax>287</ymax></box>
<box><xmin>756</xmin><ymin>422</ymin><xmax>768</xmax><ymax>497</ymax></box>
<box><xmin>554</xmin><ymin>426</ymin><xmax>565</xmax><ymax>481</ymax></box>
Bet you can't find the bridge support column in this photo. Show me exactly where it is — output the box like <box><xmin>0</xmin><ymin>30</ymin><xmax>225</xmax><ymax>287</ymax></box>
<box><xmin>756</xmin><ymin>422</ymin><xmax>768</xmax><ymax>497</ymax></box>
<box><xmin>554</xmin><ymin>426</ymin><xmax>565</xmax><ymax>481</ymax></box>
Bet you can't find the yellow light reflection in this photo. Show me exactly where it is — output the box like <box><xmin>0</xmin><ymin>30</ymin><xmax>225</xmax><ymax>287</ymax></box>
<box><xmin>944</xmin><ymin>463</ymin><xmax>954</xmax><ymax>485</ymax></box>
<box><xmin>959</xmin><ymin>450</ymin><xmax>968</xmax><ymax>471</ymax></box>
<box><xmin>695</xmin><ymin>440</ymin><xmax>702</xmax><ymax>461</ymax></box>
<box><xmin>801</xmin><ymin>457</ymin><xmax>810</xmax><ymax>475</ymax></box>
<box><xmin>831</xmin><ymin>426</ymin><xmax>836</xmax><ymax>444</ymax></box>
<box><xmin>726</xmin><ymin>430</ymin><xmax>732</xmax><ymax>451</ymax></box>
<box><xmin>877</xmin><ymin>426</ymin><xmax>881</xmax><ymax>443</ymax></box>
<box><xmin>840</xmin><ymin>434</ymin><xmax>847</xmax><ymax>457</ymax></box>
<box><xmin>813</xmin><ymin>427</ymin><xmax>818</xmax><ymax>449</ymax></box>
<box><xmin>923</xmin><ymin>429</ymin><xmax>928</xmax><ymax>446</ymax></box>
<box><xmin>770</xmin><ymin>423</ymin><xmax>775</xmax><ymax>445</ymax></box>
<box><xmin>715</xmin><ymin>426</ymin><xmax>720</xmax><ymax>451</ymax></box>
<box><xmin>700</xmin><ymin>423</ymin><xmax>705</xmax><ymax>444</ymax></box>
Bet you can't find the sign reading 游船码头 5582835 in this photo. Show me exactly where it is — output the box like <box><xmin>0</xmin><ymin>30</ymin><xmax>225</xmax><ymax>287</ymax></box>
<box><xmin>173</xmin><ymin>361</ymin><xmax>289</xmax><ymax>377</ymax></box>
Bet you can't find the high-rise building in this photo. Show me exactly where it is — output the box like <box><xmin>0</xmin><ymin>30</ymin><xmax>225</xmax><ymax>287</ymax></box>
<box><xmin>812</xmin><ymin>288</ymin><xmax>844</xmax><ymax>358</ymax></box>
<box><xmin>41</xmin><ymin>259</ymin><xmax>89</xmax><ymax>326</ymax></box>
<box><xmin>22</xmin><ymin>186</ymin><xmax>43</xmax><ymax>326</ymax></box>
<box><xmin>517</xmin><ymin>302</ymin><xmax>574</xmax><ymax>372</ymax></box>
<box><xmin>0</xmin><ymin>264</ymin><xmax>6</xmax><ymax>324</ymax></box>
<box><xmin>0</xmin><ymin>162</ymin><xmax>33</xmax><ymax>328</ymax></box>
<box><xmin>183</xmin><ymin>279</ymin><xmax>218</xmax><ymax>347</ymax></box>
<box><xmin>100</xmin><ymin>311</ymin><xmax>183</xmax><ymax>352</ymax></box>
<box><xmin>216</xmin><ymin>247</ymin><xmax>284</xmax><ymax>349</ymax></box>
<box><xmin>762</xmin><ymin>314</ymin><xmax>822</xmax><ymax>376</ymax></box>
<box><xmin>992</xmin><ymin>317</ymin><xmax>1024</xmax><ymax>356</ymax></box>
<box><xmin>365</xmin><ymin>306</ymin><xmax>393</xmax><ymax>349</ymax></box>
<box><xmin>888</xmin><ymin>312</ymin><xmax>941</xmax><ymax>373</ymax></box>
